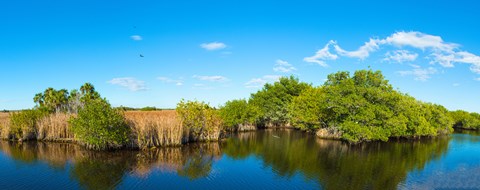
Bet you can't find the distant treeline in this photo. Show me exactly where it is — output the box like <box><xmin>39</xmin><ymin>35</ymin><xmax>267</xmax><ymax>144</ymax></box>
<box><xmin>116</xmin><ymin>106</ymin><xmax>173</xmax><ymax>111</ymax></box>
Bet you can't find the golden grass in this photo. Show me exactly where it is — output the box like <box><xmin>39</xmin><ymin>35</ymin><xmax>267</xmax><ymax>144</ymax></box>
<box><xmin>0</xmin><ymin>113</ymin><xmax>11</xmax><ymax>139</ymax></box>
<box><xmin>125</xmin><ymin>110</ymin><xmax>184</xmax><ymax>148</ymax></box>
<box><xmin>37</xmin><ymin>113</ymin><xmax>74</xmax><ymax>141</ymax></box>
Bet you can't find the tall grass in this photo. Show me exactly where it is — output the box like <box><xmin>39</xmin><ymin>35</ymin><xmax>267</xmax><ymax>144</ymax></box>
<box><xmin>37</xmin><ymin>113</ymin><xmax>74</xmax><ymax>141</ymax></box>
<box><xmin>125</xmin><ymin>111</ymin><xmax>183</xmax><ymax>148</ymax></box>
<box><xmin>0</xmin><ymin>113</ymin><xmax>11</xmax><ymax>139</ymax></box>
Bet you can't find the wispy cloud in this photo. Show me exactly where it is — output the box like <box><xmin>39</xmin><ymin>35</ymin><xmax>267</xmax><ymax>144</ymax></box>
<box><xmin>273</xmin><ymin>59</ymin><xmax>296</xmax><ymax>73</ymax></box>
<box><xmin>157</xmin><ymin>77</ymin><xmax>183</xmax><ymax>86</ymax></box>
<box><xmin>334</xmin><ymin>39</ymin><xmax>381</xmax><ymax>59</ymax></box>
<box><xmin>200</xmin><ymin>42</ymin><xmax>226</xmax><ymax>51</ymax></box>
<box><xmin>384</xmin><ymin>50</ymin><xmax>418</xmax><ymax>63</ymax></box>
<box><xmin>303</xmin><ymin>40</ymin><xmax>338</xmax><ymax>67</ymax></box>
<box><xmin>453</xmin><ymin>83</ymin><xmax>460</xmax><ymax>87</ymax></box>
<box><xmin>397</xmin><ymin>67</ymin><xmax>437</xmax><ymax>81</ymax></box>
<box><xmin>193</xmin><ymin>75</ymin><xmax>228</xmax><ymax>82</ymax></box>
<box><xmin>130</xmin><ymin>35</ymin><xmax>143</xmax><ymax>41</ymax></box>
<box><xmin>245</xmin><ymin>75</ymin><xmax>281</xmax><ymax>88</ymax></box>
<box><xmin>305</xmin><ymin>31</ymin><xmax>480</xmax><ymax>74</ymax></box>
<box><xmin>108</xmin><ymin>77</ymin><xmax>147</xmax><ymax>91</ymax></box>
<box><xmin>384</xmin><ymin>31</ymin><xmax>457</xmax><ymax>51</ymax></box>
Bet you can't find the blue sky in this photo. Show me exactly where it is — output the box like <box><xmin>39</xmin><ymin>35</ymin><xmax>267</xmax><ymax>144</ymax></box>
<box><xmin>1</xmin><ymin>0</ymin><xmax>480</xmax><ymax>112</ymax></box>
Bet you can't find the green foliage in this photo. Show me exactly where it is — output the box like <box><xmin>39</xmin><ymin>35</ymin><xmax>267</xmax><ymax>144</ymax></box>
<box><xmin>176</xmin><ymin>100</ymin><xmax>222</xmax><ymax>139</ymax></box>
<box><xmin>10</xmin><ymin>109</ymin><xmax>47</xmax><ymax>140</ymax></box>
<box><xmin>33</xmin><ymin>88</ymin><xmax>69</xmax><ymax>113</ymax></box>
<box><xmin>289</xmin><ymin>86</ymin><xmax>325</xmax><ymax>130</ymax></box>
<box><xmin>320</xmin><ymin>70</ymin><xmax>455</xmax><ymax>142</ymax></box>
<box><xmin>33</xmin><ymin>82</ymin><xmax>101</xmax><ymax>114</ymax></box>
<box><xmin>70</xmin><ymin>99</ymin><xmax>130</xmax><ymax>150</ymax></box>
<box><xmin>282</xmin><ymin>69</ymin><xmax>455</xmax><ymax>143</ymax></box>
<box><xmin>249</xmin><ymin>76</ymin><xmax>310</xmax><ymax>127</ymax></box>
<box><xmin>450</xmin><ymin>110</ymin><xmax>480</xmax><ymax>129</ymax></box>
<box><xmin>219</xmin><ymin>99</ymin><xmax>260</xmax><ymax>129</ymax></box>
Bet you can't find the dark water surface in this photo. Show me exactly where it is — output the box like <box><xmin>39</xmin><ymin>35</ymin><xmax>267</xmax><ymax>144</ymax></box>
<box><xmin>1</xmin><ymin>130</ymin><xmax>480</xmax><ymax>190</ymax></box>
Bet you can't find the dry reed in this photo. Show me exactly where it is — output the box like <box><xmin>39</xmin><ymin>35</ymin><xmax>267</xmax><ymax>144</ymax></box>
<box><xmin>125</xmin><ymin>110</ymin><xmax>183</xmax><ymax>148</ymax></box>
<box><xmin>36</xmin><ymin>113</ymin><xmax>74</xmax><ymax>141</ymax></box>
<box><xmin>0</xmin><ymin>113</ymin><xmax>11</xmax><ymax>139</ymax></box>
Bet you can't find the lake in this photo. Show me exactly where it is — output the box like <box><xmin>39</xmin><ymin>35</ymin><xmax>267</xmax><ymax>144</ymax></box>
<box><xmin>0</xmin><ymin>129</ymin><xmax>479</xmax><ymax>190</ymax></box>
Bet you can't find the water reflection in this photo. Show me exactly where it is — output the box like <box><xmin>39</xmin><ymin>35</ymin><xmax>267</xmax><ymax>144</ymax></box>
<box><xmin>0</xmin><ymin>141</ymin><xmax>220</xmax><ymax>190</ymax></box>
<box><xmin>0</xmin><ymin>130</ymin><xmax>454</xmax><ymax>189</ymax></box>
<box><xmin>222</xmin><ymin>130</ymin><xmax>450</xmax><ymax>190</ymax></box>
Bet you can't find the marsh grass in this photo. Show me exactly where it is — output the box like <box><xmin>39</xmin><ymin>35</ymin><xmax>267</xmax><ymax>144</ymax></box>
<box><xmin>0</xmin><ymin>113</ymin><xmax>11</xmax><ymax>139</ymax></box>
<box><xmin>37</xmin><ymin>113</ymin><xmax>74</xmax><ymax>141</ymax></box>
<box><xmin>125</xmin><ymin>111</ymin><xmax>183</xmax><ymax>148</ymax></box>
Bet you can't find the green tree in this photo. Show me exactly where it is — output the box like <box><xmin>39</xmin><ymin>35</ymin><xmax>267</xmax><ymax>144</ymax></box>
<box><xmin>219</xmin><ymin>99</ymin><xmax>260</xmax><ymax>130</ymax></box>
<box><xmin>249</xmin><ymin>76</ymin><xmax>310</xmax><ymax>127</ymax></box>
<box><xmin>80</xmin><ymin>82</ymin><xmax>101</xmax><ymax>103</ymax></box>
<box><xmin>289</xmin><ymin>86</ymin><xmax>325</xmax><ymax>130</ymax></box>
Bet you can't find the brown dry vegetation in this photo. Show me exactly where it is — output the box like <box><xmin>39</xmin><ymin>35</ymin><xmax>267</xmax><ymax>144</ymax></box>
<box><xmin>37</xmin><ymin>113</ymin><xmax>74</xmax><ymax>141</ymax></box>
<box><xmin>0</xmin><ymin>113</ymin><xmax>11</xmax><ymax>139</ymax></box>
<box><xmin>124</xmin><ymin>110</ymin><xmax>183</xmax><ymax>148</ymax></box>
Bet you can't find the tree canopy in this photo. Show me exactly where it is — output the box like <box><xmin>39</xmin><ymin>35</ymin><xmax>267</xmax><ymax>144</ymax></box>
<box><xmin>222</xmin><ymin>69</ymin><xmax>458</xmax><ymax>143</ymax></box>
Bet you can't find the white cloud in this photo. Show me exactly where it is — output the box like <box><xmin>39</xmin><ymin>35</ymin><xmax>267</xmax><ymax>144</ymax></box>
<box><xmin>429</xmin><ymin>51</ymin><xmax>480</xmax><ymax>70</ymax></box>
<box><xmin>397</xmin><ymin>67</ymin><xmax>437</xmax><ymax>81</ymax></box>
<box><xmin>334</xmin><ymin>38</ymin><xmax>382</xmax><ymax>59</ymax></box>
<box><xmin>384</xmin><ymin>31</ymin><xmax>457</xmax><ymax>52</ymax></box>
<box><xmin>273</xmin><ymin>59</ymin><xmax>296</xmax><ymax>73</ymax></box>
<box><xmin>384</xmin><ymin>50</ymin><xmax>418</xmax><ymax>63</ymax></box>
<box><xmin>306</xmin><ymin>31</ymin><xmax>480</xmax><ymax>75</ymax></box>
<box><xmin>453</xmin><ymin>83</ymin><xmax>460</xmax><ymax>87</ymax></box>
<box><xmin>245</xmin><ymin>75</ymin><xmax>281</xmax><ymax>88</ymax></box>
<box><xmin>475</xmin><ymin>77</ymin><xmax>480</xmax><ymax>81</ymax></box>
<box><xmin>130</xmin><ymin>35</ymin><xmax>143</xmax><ymax>41</ymax></box>
<box><xmin>200</xmin><ymin>42</ymin><xmax>226</xmax><ymax>51</ymax></box>
<box><xmin>193</xmin><ymin>75</ymin><xmax>228</xmax><ymax>82</ymax></box>
<box><xmin>108</xmin><ymin>77</ymin><xmax>147</xmax><ymax>91</ymax></box>
<box><xmin>157</xmin><ymin>77</ymin><xmax>183</xmax><ymax>86</ymax></box>
<box><xmin>303</xmin><ymin>40</ymin><xmax>338</xmax><ymax>67</ymax></box>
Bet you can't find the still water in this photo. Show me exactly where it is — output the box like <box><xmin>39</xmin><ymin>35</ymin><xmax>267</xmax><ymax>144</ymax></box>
<box><xmin>0</xmin><ymin>130</ymin><xmax>479</xmax><ymax>190</ymax></box>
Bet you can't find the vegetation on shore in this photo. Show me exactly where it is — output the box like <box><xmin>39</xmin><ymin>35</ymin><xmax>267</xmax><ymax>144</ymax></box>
<box><xmin>1</xmin><ymin>69</ymin><xmax>479</xmax><ymax>148</ymax></box>
<box><xmin>220</xmin><ymin>69</ymin><xmax>465</xmax><ymax>143</ymax></box>
<box><xmin>1</xmin><ymin>84</ymin><xmax>224</xmax><ymax>150</ymax></box>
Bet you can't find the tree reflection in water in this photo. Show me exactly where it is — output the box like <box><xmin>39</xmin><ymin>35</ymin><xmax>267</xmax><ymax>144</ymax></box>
<box><xmin>0</xmin><ymin>129</ymin><xmax>450</xmax><ymax>190</ymax></box>
<box><xmin>221</xmin><ymin>130</ymin><xmax>450</xmax><ymax>190</ymax></box>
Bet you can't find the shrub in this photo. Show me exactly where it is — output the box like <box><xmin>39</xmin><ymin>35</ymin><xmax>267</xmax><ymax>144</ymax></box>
<box><xmin>10</xmin><ymin>109</ymin><xmax>47</xmax><ymax>140</ymax></box>
<box><xmin>176</xmin><ymin>100</ymin><xmax>222</xmax><ymax>142</ymax></box>
<box><xmin>219</xmin><ymin>99</ymin><xmax>260</xmax><ymax>130</ymax></box>
<box><xmin>70</xmin><ymin>99</ymin><xmax>131</xmax><ymax>150</ymax></box>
